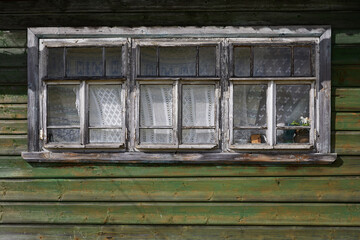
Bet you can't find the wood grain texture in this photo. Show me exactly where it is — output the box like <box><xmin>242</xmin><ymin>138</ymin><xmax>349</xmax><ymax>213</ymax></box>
<box><xmin>0</xmin><ymin>48</ymin><xmax>26</xmax><ymax>67</ymax></box>
<box><xmin>334</xmin><ymin>29</ymin><xmax>360</xmax><ymax>44</ymax></box>
<box><xmin>0</xmin><ymin>225</ymin><xmax>360</xmax><ymax>240</ymax></box>
<box><xmin>332</xmin><ymin>65</ymin><xmax>360</xmax><ymax>87</ymax></box>
<box><xmin>333</xmin><ymin>88</ymin><xmax>360</xmax><ymax>111</ymax></box>
<box><xmin>332</xmin><ymin>46</ymin><xmax>360</xmax><ymax>65</ymax></box>
<box><xmin>0</xmin><ymin>68</ymin><xmax>27</xmax><ymax>85</ymax></box>
<box><xmin>0</xmin><ymin>135</ymin><xmax>27</xmax><ymax>155</ymax></box>
<box><xmin>0</xmin><ymin>85</ymin><xmax>27</xmax><ymax>103</ymax></box>
<box><xmin>0</xmin><ymin>156</ymin><xmax>359</xmax><ymax>178</ymax></box>
<box><xmin>1</xmin><ymin>0</ymin><xmax>360</xmax><ymax>13</ymax></box>
<box><xmin>0</xmin><ymin>104</ymin><xmax>27</xmax><ymax>119</ymax></box>
<box><xmin>0</xmin><ymin>30</ymin><xmax>26</xmax><ymax>48</ymax></box>
<box><xmin>0</xmin><ymin>202</ymin><xmax>359</xmax><ymax>225</ymax></box>
<box><xmin>0</xmin><ymin>12</ymin><xmax>360</xmax><ymax>30</ymax></box>
<box><xmin>332</xmin><ymin>131</ymin><xmax>360</xmax><ymax>155</ymax></box>
<box><xmin>0</xmin><ymin>120</ymin><xmax>27</xmax><ymax>134</ymax></box>
<box><xmin>334</xmin><ymin>113</ymin><xmax>360</xmax><ymax>130</ymax></box>
<box><xmin>0</xmin><ymin>176</ymin><xmax>359</xmax><ymax>202</ymax></box>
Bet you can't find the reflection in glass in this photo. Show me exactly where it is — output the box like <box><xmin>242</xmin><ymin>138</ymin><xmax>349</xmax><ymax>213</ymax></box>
<box><xmin>90</xmin><ymin>129</ymin><xmax>122</xmax><ymax>143</ymax></box>
<box><xmin>254</xmin><ymin>47</ymin><xmax>291</xmax><ymax>77</ymax></box>
<box><xmin>294</xmin><ymin>47</ymin><xmax>311</xmax><ymax>76</ymax></box>
<box><xmin>140</xmin><ymin>85</ymin><xmax>173</xmax><ymax>127</ymax></box>
<box><xmin>47</xmin><ymin>85</ymin><xmax>79</xmax><ymax>126</ymax></box>
<box><xmin>276</xmin><ymin>85</ymin><xmax>310</xmax><ymax>126</ymax></box>
<box><xmin>159</xmin><ymin>47</ymin><xmax>196</xmax><ymax>76</ymax></box>
<box><xmin>89</xmin><ymin>85</ymin><xmax>122</xmax><ymax>127</ymax></box>
<box><xmin>182</xmin><ymin>129</ymin><xmax>216</xmax><ymax>144</ymax></box>
<box><xmin>233</xmin><ymin>85</ymin><xmax>267</xmax><ymax>127</ymax></box>
<box><xmin>47</xmin><ymin>48</ymin><xmax>64</xmax><ymax>78</ymax></box>
<box><xmin>233</xmin><ymin>47</ymin><xmax>250</xmax><ymax>77</ymax></box>
<box><xmin>140</xmin><ymin>129</ymin><xmax>173</xmax><ymax>144</ymax></box>
<box><xmin>47</xmin><ymin>128</ymin><xmax>80</xmax><ymax>143</ymax></box>
<box><xmin>233</xmin><ymin>129</ymin><xmax>267</xmax><ymax>144</ymax></box>
<box><xmin>140</xmin><ymin>47</ymin><xmax>157</xmax><ymax>76</ymax></box>
<box><xmin>66</xmin><ymin>48</ymin><xmax>103</xmax><ymax>77</ymax></box>
<box><xmin>106</xmin><ymin>48</ymin><xmax>122</xmax><ymax>76</ymax></box>
<box><xmin>277</xmin><ymin>129</ymin><xmax>309</xmax><ymax>144</ymax></box>
<box><xmin>182</xmin><ymin>85</ymin><xmax>215</xmax><ymax>127</ymax></box>
<box><xmin>199</xmin><ymin>47</ymin><xmax>216</xmax><ymax>76</ymax></box>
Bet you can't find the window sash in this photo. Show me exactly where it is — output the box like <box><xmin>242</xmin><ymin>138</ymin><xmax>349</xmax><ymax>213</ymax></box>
<box><xmin>229</xmin><ymin>80</ymin><xmax>315</xmax><ymax>150</ymax></box>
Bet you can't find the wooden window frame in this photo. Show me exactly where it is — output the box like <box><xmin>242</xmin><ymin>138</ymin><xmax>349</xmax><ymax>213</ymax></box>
<box><xmin>23</xmin><ymin>26</ymin><xmax>336</xmax><ymax>164</ymax></box>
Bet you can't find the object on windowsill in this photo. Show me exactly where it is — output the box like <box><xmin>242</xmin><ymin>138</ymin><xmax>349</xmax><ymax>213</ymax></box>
<box><xmin>251</xmin><ymin>134</ymin><xmax>261</xmax><ymax>144</ymax></box>
<box><xmin>294</xmin><ymin>129</ymin><xmax>310</xmax><ymax>143</ymax></box>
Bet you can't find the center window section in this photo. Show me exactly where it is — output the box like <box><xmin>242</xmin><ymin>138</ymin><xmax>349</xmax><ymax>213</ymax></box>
<box><xmin>136</xmin><ymin>43</ymin><xmax>220</xmax><ymax>150</ymax></box>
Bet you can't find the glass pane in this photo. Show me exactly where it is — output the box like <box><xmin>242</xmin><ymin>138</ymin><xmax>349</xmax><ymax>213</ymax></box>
<box><xmin>47</xmin><ymin>128</ymin><xmax>80</xmax><ymax>143</ymax></box>
<box><xmin>254</xmin><ymin>47</ymin><xmax>291</xmax><ymax>77</ymax></box>
<box><xmin>276</xmin><ymin>85</ymin><xmax>310</xmax><ymax>126</ymax></box>
<box><xmin>47</xmin><ymin>85</ymin><xmax>80</xmax><ymax>126</ymax></box>
<box><xmin>159</xmin><ymin>47</ymin><xmax>196</xmax><ymax>76</ymax></box>
<box><xmin>182</xmin><ymin>129</ymin><xmax>216</xmax><ymax>144</ymax></box>
<box><xmin>277</xmin><ymin>129</ymin><xmax>309</xmax><ymax>144</ymax></box>
<box><xmin>233</xmin><ymin>129</ymin><xmax>267</xmax><ymax>145</ymax></box>
<box><xmin>233</xmin><ymin>85</ymin><xmax>267</xmax><ymax>127</ymax></box>
<box><xmin>182</xmin><ymin>85</ymin><xmax>215</xmax><ymax>127</ymax></box>
<box><xmin>140</xmin><ymin>85</ymin><xmax>173</xmax><ymax>127</ymax></box>
<box><xmin>294</xmin><ymin>47</ymin><xmax>311</xmax><ymax>76</ymax></box>
<box><xmin>66</xmin><ymin>48</ymin><xmax>103</xmax><ymax>77</ymax></box>
<box><xmin>89</xmin><ymin>85</ymin><xmax>122</xmax><ymax>127</ymax></box>
<box><xmin>140</xmin><ymin>129</ymin><xmax>173</xmax><ymax>144</ymax></box>
<box><xmin>47</xmin><ymin>48</ymin><xmax>64</xmax><ymax>78</ymax></box>
<box><xmin>106</xmin><ymin>48</ymin><xmax>122</xmax><ymax>76</ymax></box>
<box><xmin>90</xmin><ymin>129</ymin><xmax>122</xmax><ymax>143</ymax></box>
<box><xmin>140</xmin><ymin>47</ymin><xmax>157</xmax><ymax>76</ymax></box>
<box><xmin>233</xmin><ymin>47</ymin><xmax>250</xmax><ymax>77</ymax></box>
<box><xmin>199</xmin><ymin>47</ymin><xmax>216</xmax><ymax>76</ymax></box>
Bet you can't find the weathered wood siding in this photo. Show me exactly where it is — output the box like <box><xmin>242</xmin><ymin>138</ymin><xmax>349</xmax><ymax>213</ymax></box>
<box><xmin>0</xmin><ymin>1</ymin><xmax>360</xmax><ymax>238</ymax></box>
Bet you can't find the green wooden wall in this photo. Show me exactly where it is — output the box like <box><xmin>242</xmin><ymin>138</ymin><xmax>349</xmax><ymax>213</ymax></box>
<box><xmin>0</xmin><ymin>1</ymin><xmax>360</xmax><ymax>239</ymax></box>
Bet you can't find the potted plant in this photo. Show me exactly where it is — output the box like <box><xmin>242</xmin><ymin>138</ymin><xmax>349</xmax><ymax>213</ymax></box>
<box><xmin>292</xmin><ymin>116</ymin><xmax>310</xmax><ymax>143</ymax></box>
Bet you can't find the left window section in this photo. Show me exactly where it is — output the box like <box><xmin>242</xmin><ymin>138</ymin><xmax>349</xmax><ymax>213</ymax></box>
<box><xmin>40</xmin><ymin>39</ymin><xmax>127</xmax><ymax>149</ymax></box>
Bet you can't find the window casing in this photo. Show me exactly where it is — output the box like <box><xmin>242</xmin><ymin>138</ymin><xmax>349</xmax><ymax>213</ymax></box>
<box><xmin>23</xmin><ymin>26</ymin><xmax>336</xmax><ymax>164</ymax></box>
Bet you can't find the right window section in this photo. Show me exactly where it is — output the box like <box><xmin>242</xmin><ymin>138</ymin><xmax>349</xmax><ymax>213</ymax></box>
<box><xmin>230</xmin><ymin>43</ymin><xmax>315</xmax><ymax>150</ymax></box>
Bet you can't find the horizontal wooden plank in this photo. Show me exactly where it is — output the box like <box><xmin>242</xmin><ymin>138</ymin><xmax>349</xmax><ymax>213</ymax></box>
<box><xmin>1</xmin><ymin>0</ymin><xmax>360</xmax><ymax>13</ymax></box>
<box><xmin>0</xmin><ymin>68</ymin><xmax>27</xmax><ymax>85</ymax></box>
<box><xmin>332</xmin><ymin>46</ymin><xmax>360</xmax><ymax>65</ymax></box>
<box><xmin>334</xmin><ymin>112</ymin><xmax>360</xmax><ymax>130</ymax></box>
<box><xmin>333</xmin><ymin>88</ymin><xmax>360</xmax><ymax>112</ymax></box>
<box><xmin>333</xmin><ymin>131</ymin><xmax>360</xmax><ymax>155</ymax></box>
<box><xmin>0</xmin><ymin>104</ymin><xmax>27</xmax><ymax>119</ymax></box>
<box><xmin>0</xmin><ymin>156</ymin><xmax>359</xmax><ymax>178</ymax></box>
<box><xmin>1</xmin><ymin>176</ymin><xmax>359</xmax><ymax>202</ymax></box>
<box><xmin>22</xmin><ymin>152</ymin><xmax>337</xmax><ymax>164</ymax></box>
<box><xmin>0</xmin><ymin>225</ymin><xmax>360</xmax><ymax>240</ymax></box>
<box><xmin>0</xmin><ymin>120</ymin><xmax>27</xmax><ymax>134</ymax></box>
<box><xmin>0</xmin><ymin>202</ymin><xmax>359</xmax><ymax>225</ymax></box>
<box><xmin>0</xmin><ymin>30</ymin><xmax>26</xmax><ymax>48</ymax></box>
<box><xmin>332</xmin><ymin>65</ymin><xmax>360</xmax><ymax>87</ymax></box>
<box><xmin>1</xmin><ymin>12</ymin><xmax>360</xmax><ymax>30</ymax></box>
<box><xmin>334</xmin><ymin>29</ymin><xmax>360</xmax><ymax>44</ymax></box>
<box><xmin>0</xmin><ymin>48</ymin><xmax>26</xmax><ymax>67</ymax></box>
<box><xmin>0</xmin><ymin>135</ymin><xmax>27</xmax><ymax>155</ymax></box>
<box><xmin>0</xmin><ymin>85</ymin><xmax>27</xmax><ymax>104</ymax></box>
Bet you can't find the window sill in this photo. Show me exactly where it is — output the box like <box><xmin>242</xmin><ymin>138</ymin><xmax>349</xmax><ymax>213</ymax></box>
<box><xmin>22</xmin><ymin>151</ymin><xmax>337</xmax><ymax>164</ymax></box>
<box><xmin>44</xmin><ymin>143</ymin><xmax>124</xmax><ymax>149</ymax></box>
<box><xmin>230</xmin><ymin>144</ymin><xmax>314</xmax><ymax>150</ymax></box>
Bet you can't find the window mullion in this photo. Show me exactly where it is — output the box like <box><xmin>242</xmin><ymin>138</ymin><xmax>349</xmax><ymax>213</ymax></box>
<box><xmin>79</xmin><ymin>81</ymin><xmax>87</xmax><ymax>145</ymax></box>
<box><xmin>267</xmin><ymin>80</ymin><xmax>276</xmax><ymax>147</ymax></box>
<box><xmin>174</xmin><ymin>80</ymin><xmax>180</xmax><ymax>147</ymax></box>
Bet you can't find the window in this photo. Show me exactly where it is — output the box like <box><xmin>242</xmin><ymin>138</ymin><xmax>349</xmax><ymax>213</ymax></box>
<box><xmin>23</xmin><ymin>27</ymin><xmax>336</xmax><ymax>164</ymax></box>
